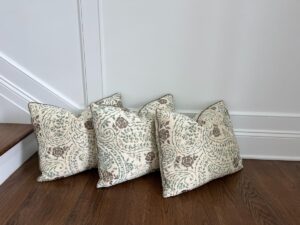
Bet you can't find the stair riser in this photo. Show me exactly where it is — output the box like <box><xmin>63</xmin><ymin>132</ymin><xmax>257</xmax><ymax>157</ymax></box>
<box><xmin>0</xmin><ymin>133</ymin><xmax>37</xmax><ymax>185</ymax></box>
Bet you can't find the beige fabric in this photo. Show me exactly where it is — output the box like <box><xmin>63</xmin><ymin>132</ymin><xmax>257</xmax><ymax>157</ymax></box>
<box><xmin>28</xmin><ymin>93</ymin><xmax>122</xmax><ymax>182</ymax></box>
<box><xmin>91</xmin><ymin>94</ymin><xmax>174</xmax><ymax>188</ymax></box>
<box><xmin>156</xmin><ymin>101</ymin><xmax>243</xmax><ymax>197</ymax></box>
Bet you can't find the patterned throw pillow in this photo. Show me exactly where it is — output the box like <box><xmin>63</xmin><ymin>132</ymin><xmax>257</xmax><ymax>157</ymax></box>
<box><xmin>28</xmin><ymin>93</ymin><xmax>122</xmax><ymax>182</ymax></box>
<box><xmin>90</xmin><ymin>94</ymin><xmax>174</xmax><ymax>188</ymax></box>
<box><xmin>156</xmin><ymin>101</ymin><xmax>243</xmax><ymax>198</ymax></box>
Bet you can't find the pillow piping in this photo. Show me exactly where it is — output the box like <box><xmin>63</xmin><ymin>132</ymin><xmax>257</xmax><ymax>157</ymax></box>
<box><xmin>29</xmin><ymin>93</ymin><xmax>122</xmax><ymax>182</ymax></box>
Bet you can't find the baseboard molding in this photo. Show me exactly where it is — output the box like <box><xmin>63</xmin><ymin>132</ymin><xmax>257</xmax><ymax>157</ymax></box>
<box><xmin>0</xmin><ymin>52</ymin><xmax>80</xmax><ymax>111</ymax></box>
<box><xmin>237</xmin><ymin>134</ymin><xmax>300</xmax><ymax>161</ymax></box>
<box><xmin>0</xmin><ymin>76</ymin><xmax>32</xmax><ymax>113</ymax></box>
<box><xmin>176</xmin><ymin>111</ymin><xmax>300</xmax><ymax>160</ymax></box>
<box><xmin>241</xmin><ymin>155</ymin><xmax>300</xmax><ymax>161</ymax></box>
<box><xmin>0</xmin><ymin>133</ymin><xmax>37</xmax><ymax>185</ymax></box>
<box><xmin>0</xmin><ymin>76</ymin><xmax>32</xmax><ymax>123</ymax></box>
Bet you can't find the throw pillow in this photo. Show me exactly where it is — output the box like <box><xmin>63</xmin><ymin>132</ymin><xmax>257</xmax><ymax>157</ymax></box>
<box><xmin>28</xmin><ymin>93</ymin><xmax>122</xmax><ymax>182</ymax></box>
<box><xmin>155</xmin><ymin>101</ymin><xmax>243</xmax><ymax>197</ymax></box>
<box><xmin>91</xmin><ymin>94</ymin><xmax>174</xmax><ymax>188</ymax></box>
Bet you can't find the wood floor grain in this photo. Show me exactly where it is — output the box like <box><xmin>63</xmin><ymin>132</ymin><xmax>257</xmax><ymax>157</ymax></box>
<box><xmin>0</xmin><ymin>155</ymin><xmax>299</xmax><ymax>225</ymax></box>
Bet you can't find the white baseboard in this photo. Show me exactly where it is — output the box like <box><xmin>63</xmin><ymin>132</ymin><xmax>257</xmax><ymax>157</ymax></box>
<box><xmin>0</xmin><ymin>53</ymin><xmax>81</xmax><ymax>111</ymax></box>
<box><xmin>0</xmin><ymin>133</ymin><xmax>37</xmax><ymax>185</ymax></box>
<box><xmin>238</xmin><ymin>135</ymin><xmax>300</xmax><ymax>161</ymax></box>
<box><xmin>0</xmin><ymin>76</ymin><xmax>31</xmax><ymax>114</ymax></box>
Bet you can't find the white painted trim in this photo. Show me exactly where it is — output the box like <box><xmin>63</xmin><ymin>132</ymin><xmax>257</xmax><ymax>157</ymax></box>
<box><xmin>241</xmin><ymin>155</ymin><xmax>300</xmax><ymax>161</ymax></box>
<box><xmin>177</xmin><ymin>108</ymin><xmax>300</xmax><ymax>118</ymax></box>
<box><xmin>77</xmin><ymin>0</ymin><xmax>89</xmax><ymax>107</ymax></box>
<box><xmin>237</xmin><ymin>134</ymin><xmax>300</xmax><ymax>161</ymax></box>
<box><xmin>0</xmin><ymin>133</ymin><xmax>37</xmax><ymax>185</ymax></box>
<box><xmin>127</xmin><ymin>108</ymin><xmax>300</xmax><ymax>160</ymax></box>
<box><xmin>0</xmin><ymin>77</ymin><xmax>31</xmax><ymax>113</ymax></box>
<box><xmin>97</xmin><ymin>0</ymin><xmax>104</xmax><ymax>99</ymax></box>
<box><xmin>235</xmin><ymin>129</ymin><xmax>300</xmax><ymax>138</ymax></box>
<box><xmin>77</xmin><ymin>0</ymin><xmax>103</xmax><ymax>104</ymax></box>
<box><xmin>231</xmin><ymin>111</ymin><xmax>300</xmax><ymax>118</ymax></box>
<box><xmin>130</xmin><ymin>108</ymin><xmax>300</xmax><ymax>119</ymax></box>
<box><xmin>0</xmin><ymin>76</ymin><xmax>36</xmax><ymax>102</ymax></box>
<box><xmin>130</xmin><ymin>108</ymin><xmax>300</xmax><ymax>135</ymax></box>
<box><xmin>0</xmin><ymin>52</ymin><xmax>81</xmax><ymax>110</ymax></box>
<box><xmin>0</xmin><ymin>92</ymin><xmax>28</xmax><ymax>114</ymax></box>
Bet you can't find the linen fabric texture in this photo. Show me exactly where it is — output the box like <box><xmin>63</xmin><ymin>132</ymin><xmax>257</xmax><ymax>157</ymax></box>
<box><xmin>28</xmin><ymin>93</ymin><xmax>122</xmax><ymax>182</ymax></box>
<box><xmin>91</xmin><ymin>94</ymin><xmax>174</xmax><ymax>188</ymax></box>
<box><xmin>155</xmin><ymin>101</ymin><xmax>243</xmax><ymax>197</ymax></box>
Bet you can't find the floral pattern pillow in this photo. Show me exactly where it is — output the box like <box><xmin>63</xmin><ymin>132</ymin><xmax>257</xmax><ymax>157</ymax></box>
<box><xmin>156</xmin><ymin>101</ymin><xmax>243</xmax><ymax>198</ymax></box>
<box><xmin>91</xmin><ymin>94</ymin><xmax>174</xmax><ymax>188</ymax></box>
<box><xmin>28</xmin><ymin>93</ymin><xmax>122</xmax><ymax>182</ymax></box>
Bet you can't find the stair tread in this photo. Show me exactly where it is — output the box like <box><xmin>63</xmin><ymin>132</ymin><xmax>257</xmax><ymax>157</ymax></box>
<box><xmin>0</xmin><ymin>123</ymin><xmax>34</xmax><ymax>156</ymax></box>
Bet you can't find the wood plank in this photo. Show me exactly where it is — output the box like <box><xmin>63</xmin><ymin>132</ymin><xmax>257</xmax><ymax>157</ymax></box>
<box><xmin>249</xmin><ymin>160</ymin><xmax>300</xmax><ymax>225</ymax></box>
<box><xmin>0</xmin><ymin>156</ymin><xmax>39</xmax><ymax>224</ymax></box>
<box><xmin>7</xmin><ymin>171</ymin><xmax>91</xmax><ymax>225</ymax></box>
<box><xmin>0</xmin><ymin>123</ymin><xmax>33</xmax><ymax>156</ymax></box>
<box><xmin>222</xmin><ymin>161</ymin><xmax>287</xmax><ymax>225</ymax></box>
<box><xmin>0</xmin><ymin>155</ymin><xmax>299</xmax><ymax>225</ymax></box>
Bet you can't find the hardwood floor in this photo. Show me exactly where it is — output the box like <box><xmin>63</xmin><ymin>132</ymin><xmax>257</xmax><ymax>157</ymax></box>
<box><xmin>0</xmin><ymin>155</ymin><xmax>299</xmax><ymax>225</ymax></box>
<box><xmin>0</xmin><ymin>123</ymin><xmax>33</xmax><ymax>156</ymax></box>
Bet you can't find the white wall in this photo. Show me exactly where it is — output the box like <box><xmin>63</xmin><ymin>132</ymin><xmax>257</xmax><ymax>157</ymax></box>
<box><xmin>0</xmin><ymin>0</ymin><xmax>299</xmax><ymax>160</ymax></box>
<box><xmin>101</xmin><ymin>0</ymin><xmax>300</xmax><ymax>113</ymax></box>
<box><xmin>0</xmin><ymin>0</ymin><xmax>85</xmax><ymax>108</ymax></box>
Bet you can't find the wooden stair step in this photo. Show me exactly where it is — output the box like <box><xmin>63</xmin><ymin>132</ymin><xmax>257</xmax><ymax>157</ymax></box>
<box><xmin>0</xmin><ymin>123</ymin><xmax>34</xmax><ymax>156</ymax></box>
